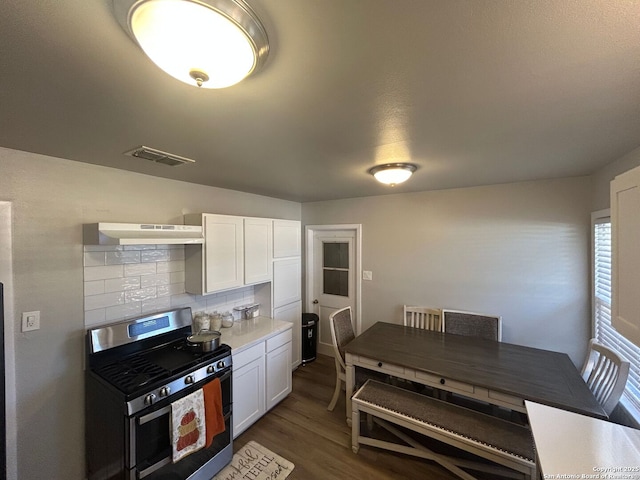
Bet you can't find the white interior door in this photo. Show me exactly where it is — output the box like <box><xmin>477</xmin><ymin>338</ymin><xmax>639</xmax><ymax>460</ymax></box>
<box><xmin>312</xmin><ymin>230</ymin><xmax>357</xmax><ymax>356</ymax></box>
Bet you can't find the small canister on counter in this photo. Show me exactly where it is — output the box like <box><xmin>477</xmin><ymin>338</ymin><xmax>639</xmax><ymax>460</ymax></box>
<box><xmin>209</xmin><ymin>312</ymin><xmax>222</xmax><ymax>331</ymax></box>
<box><xmin>221</xmin><ymin>311</ymin><xmax>234</xmax><ymax>327</ymax></box>
<box><xmin>192</xmin><ymin>311</ymin><xmax>210</xmax><ymax>332</ymax></box>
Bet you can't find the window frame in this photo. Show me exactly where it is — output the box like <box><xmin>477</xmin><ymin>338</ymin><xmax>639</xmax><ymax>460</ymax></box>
<box><xmin>591</xmin><ymin>209</ymin><xmax>640</xmax><ymax>425</ymax></box>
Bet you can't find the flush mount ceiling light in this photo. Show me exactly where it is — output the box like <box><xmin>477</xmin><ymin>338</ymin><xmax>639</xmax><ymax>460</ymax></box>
<box><xmin>114</xmin><ymin>0</ymin><xmax>269</xmax><ymax>89</ymax></box>
<box><xmin>368</xmin><ymin>163</ymin><xmax>417</xmax><ymax>186</ymax></box>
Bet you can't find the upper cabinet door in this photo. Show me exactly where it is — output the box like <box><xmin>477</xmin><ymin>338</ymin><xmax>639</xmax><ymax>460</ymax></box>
<box><xmin>244</xmin><ymin>217</ymin><xmax>273</xmax><ymax>285</ymax></box>
<box><xmin>273</xmin><ymin>257</ymin><xmax>301</xmax><ymax>308</ymax></box>
<box><xmin>611</xmin><ymin>165</ymin><xmax>640</xmax><ymax>348</ymax></box>
<box><xmin>203</xmin><ymin>214</ymin><xmax>244</xmax><ymax>293</ymax></box>
<box><xmin>273</xmin><ymin>220</ymin><xmax>301</xmax><ymax>258</ymax></box>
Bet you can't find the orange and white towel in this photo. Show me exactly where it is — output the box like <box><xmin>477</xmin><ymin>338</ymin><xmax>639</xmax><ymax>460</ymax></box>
<box><xmin>171</xmin><ymin>389</ymin><xmax>206</xmax><ymax>463</ymax></box>
<box><xmin>203</xmin><ymin>377</ymin><xmax>225</xmax><ymax>447</ymax></box>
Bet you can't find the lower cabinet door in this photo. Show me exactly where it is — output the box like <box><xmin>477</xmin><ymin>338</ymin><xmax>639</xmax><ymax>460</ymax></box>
<box><xmin>266</xmin><ymin>342</ymin><xmax>292</xmax><ymax>411</ymax></box>
<box><xmin>232</xmin><ymin>356</ymin><xmax>265</xmax><ymax>438</ymax></box>
<box><xmin>273</xmin><ymin>301</ymin><xmax>302</xmax><ymax>368</ymax></box>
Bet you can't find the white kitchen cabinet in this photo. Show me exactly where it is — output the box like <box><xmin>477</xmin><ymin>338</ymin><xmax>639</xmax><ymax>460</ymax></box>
<box><xmin>273</xmin><ymin>301</ymin><xmax>302</xmax><ymax>368</ymax></box>
<box><xmin>611</xmin><ymin>165</ymin><xmax>640</xmax><ymax>347</ymax></box>
<box><xmin>185</xmin><ymin>213</ymin><xmax>272</xmax><ymax>295</ymax></box>
<box><xmin>185</xmin><ymin>214</ymin><xmax>244</xmax><ymax>294</ymax></box>
<box><xmin>266</xmin><ymin>329</ymin><xmax>293</xmax><ymax>410</ymax></box>
<box><xmin>273</xmin><ymin>220</ymin><xmax>301</xmax><ymax>258</ymax></box>
<box><xmin>273</xmin><ymin>257</ymin><xmax>301</xmax><ymax>308</ymax></box>
<box><xmin>244</xmin><ymin>217</ymin><xmax>272</xmax><ymax>285</ymax></box>
<box><xmin>232</xmin><ymin>343</ymin><xmax>266</xmax><ymax>438</ymax></box>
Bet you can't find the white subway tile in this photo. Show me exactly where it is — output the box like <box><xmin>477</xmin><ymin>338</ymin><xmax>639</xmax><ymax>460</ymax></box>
<box><xmin>84</xmin><ymin>280</ymin><xmax>105</xmax><ymax>296</ymax></box>
<box><xmin>168</xmin><ymin>283</ymin><xmax>185</xmax><ymax>296</ymax></box>
<box><xmin>124</xmin><ymin>244</ymin><xmax>156</xmax><ymax>251</ymax></box>
<box><xmin>124</xmin><ymin>263</ymin><xmax>156</xmax><ymax>276</ymax></box>
<box><xmin>170</xmin><ymin>293</ymin><xmax>194</xmax><ymax>307</ymax></box>
<box><xmin>104</xmin><ymin>276</ymin><xmax>141</xmax><ymax>293</ymax></box>
<box><xmin>157</xmin><ymin>260</ymin><xmax>184</xmax><ymax>273</ymax></box>
<box><xmin>156</xmin><ymin>285</ymin><xmax>170</xmax><ymax>297</ymax></box>
<box><xmin>141</xmin><ymin>297</ymin><xmax>171</xmax><ymax>314</ymax></box>
<box><xmin>84</xmin><ymin>251</ymin><xmax>106</xmax><ymax>267</ymax></box>
<box><xmin>84</xmin><ymin>308</ymin><xmax>106</xmax><ymax>327</ymax></box>
<box><xmin>125</xmin><ymin>287</ymin><xmax>157</xmax><ymax>303</ymax></box>
<box><xmin>141</xmin><ymin>249</ymin><xmax>171</xmax><ymax>263</ymax></box>
<box><xmin>106</xmin><ymin>250</ymin><xmax>141</xmax><ymax>265</ymax></box>
<box><xmin>169</xmin><ymin>271</ymin><xmax>185</xmax><ymax>284</ymax></box>
<box><xmin>225</xmin><ymin>290</ymin><xmax>244</xmax><ymax>303</ymax></box>
<box><xmin>84</xmin><ymin>265</ymin><xmax>124</xmax><ymax>281</ymax></box>
<box><xmin>169</xmin><ymin>249</ymin><xmax>185</xmax><ymax>261</ymax></box>
<box><xmin>84</xmin><ymin>245</ymin><xmax>123</xmax><ymax>253</ymax></box>
<box><xmin>106</xmin><ymin>303</ymin><xmax>142</xmax><ymax>321</ymax></box>
<box><xmin>141</xmin><ymin>273</ymin><xmax>171</xmax><ymax>288</ymax></box>
<box><xmin>85</xmin><ymin>291</ymin><xmax>125</xmax><ymax>310</ymax></box>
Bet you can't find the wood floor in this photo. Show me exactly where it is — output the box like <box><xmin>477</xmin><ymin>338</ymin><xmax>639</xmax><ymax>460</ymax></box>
<box><xmin>233</xmin><ymin>354</ymin><xmax>506</xmax><ymax>480</ymax></box>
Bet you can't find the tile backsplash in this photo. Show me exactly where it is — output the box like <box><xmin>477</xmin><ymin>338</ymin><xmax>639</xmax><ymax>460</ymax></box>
<box><xmin>83</xmin><ymin>244</ymin><xmax>255</xmax><ymax>327</ymax></box>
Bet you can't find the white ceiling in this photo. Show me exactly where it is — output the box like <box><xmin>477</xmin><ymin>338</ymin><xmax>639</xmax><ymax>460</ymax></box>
<box><xmin>1</xmin><ymin>1</ymin><xmax>639</xmax><ymax>202</ymax></box>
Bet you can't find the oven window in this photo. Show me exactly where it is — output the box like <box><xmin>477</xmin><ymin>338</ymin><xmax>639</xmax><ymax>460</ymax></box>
<box><xmin>136</xmin><ymin>372</ymin><xmax>232</xmax><ymax>479</ymax></box>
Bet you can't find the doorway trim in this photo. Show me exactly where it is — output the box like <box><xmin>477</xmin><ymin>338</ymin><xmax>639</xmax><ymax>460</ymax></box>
<box><xmin>0</xmin><ymin>201</ymin><xmax>17</xmax><ymax>480</ymax></box>
<box><xmin>305</xmin><ymin>224</ymin><xmax>362</xmax><ymax>336</ymax></box>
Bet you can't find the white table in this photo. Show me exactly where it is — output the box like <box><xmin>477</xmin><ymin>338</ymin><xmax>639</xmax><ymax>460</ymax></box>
<box><xmin>526</xmin><ymin>400</ymin><xmax>640</xmax><ymax>478</ymax></box>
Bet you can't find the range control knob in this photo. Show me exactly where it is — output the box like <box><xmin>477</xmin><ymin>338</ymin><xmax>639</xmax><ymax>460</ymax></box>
<box><xmin>185</xmin><ymin>375</ymin><xmax>194</xmax><ymax>385</ymax></box>
<box><xmin>217</xmin><ymin>360</ymin><xmax>226</xmax><ymax>369</ymax></box>
<box><xmin>159</xmin><ymin>387</ymin><xmax>171</xmax><ymax>397</ymax></box>
<box><xmin>206</xmin><ymin>365</ymin><xmax>215</xmax><ymax>374</ymax></box>
<box><xmin>144</xmin><ymin>394</ymin><xmax>156</xmax><ymax>406</ymax></box>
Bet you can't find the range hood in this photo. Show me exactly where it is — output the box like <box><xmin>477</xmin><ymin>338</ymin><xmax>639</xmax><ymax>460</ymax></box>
<box><xmin>83</xmin><ymin>223</ymin><xmax>204</xmax><ymax>245</ymax></box>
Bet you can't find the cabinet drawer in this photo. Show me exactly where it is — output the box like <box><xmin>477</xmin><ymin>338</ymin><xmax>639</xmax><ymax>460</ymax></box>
<box><xmin>488</xmin><ymin>390</ymin><xmax>525</xmax><ymax>408</ymax></box>
<box><xmin>358</xmin><ymin>356</ymin><xmax>405</xmax><ymax>375</ymax></box>
<box><xmin>266</xmin><ymin>329</ymin><xmax>293</xmax><ymax>353</ymax></box>
<box><xmin>233</xmin><ymin>342</ymin><xmax>265</xmax><ymax>368</ymax></box>
<box><xmin>415</xmin><ymin>371</ymin><xmax>475</xmax><ymax>394</ymax></box>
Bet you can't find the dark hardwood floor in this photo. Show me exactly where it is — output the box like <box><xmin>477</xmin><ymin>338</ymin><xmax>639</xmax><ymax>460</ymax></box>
<box><xmin>233</xmin><ymin>354</ymin><xmax>506</xmax><ymax>480</ymax></box>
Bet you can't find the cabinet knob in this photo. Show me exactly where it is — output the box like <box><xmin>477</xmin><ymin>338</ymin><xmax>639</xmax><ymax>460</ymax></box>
<box><xmin>312</xmin><ymin>299</ymin><xmax>319</xmax><ymax>304</ymax></box>
<box><xmin>440</xmin><ymin>378</ymin><xmax>445</xmax><ymax>385</ymax></box>
<box><xmin>378</xmin><ymin>362</ymin><xmax>383</xmax><ymax>368</ymax></box>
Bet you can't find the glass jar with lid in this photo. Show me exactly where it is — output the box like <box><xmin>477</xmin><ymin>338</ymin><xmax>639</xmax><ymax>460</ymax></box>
<box><xmin>221</xmin><ymin>311</ymin><xmax>234</xmax><ymax>328</ymax></box>
<box><xmin>192</xmin><ymin>311</ymin><xmax>210</xmax><ymax>332</ymax></box>
<box><xmin>209</xmin><ymin>312</ymin><xmax>222</xmax><ymax>331</ymax></box>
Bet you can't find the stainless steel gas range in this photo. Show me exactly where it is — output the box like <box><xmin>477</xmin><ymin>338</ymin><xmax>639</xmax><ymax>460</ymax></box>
<box><xmin>85</xmin><ymin>307</ymin><xmax>232</xmax><ymax>480</ymax></box>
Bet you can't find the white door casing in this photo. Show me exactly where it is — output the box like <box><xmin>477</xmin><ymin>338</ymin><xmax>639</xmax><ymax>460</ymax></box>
<box><xmin>0</xmin><ymin>201</ymin><xmax>17</xmax><ymax>480</ymax></box>
<box><xmin>305</xmin><ymin>225</ymin><xmax>362</xmax><ymax>357</ymax></box>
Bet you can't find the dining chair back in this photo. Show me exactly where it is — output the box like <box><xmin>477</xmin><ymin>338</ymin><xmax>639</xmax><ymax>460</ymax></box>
<box><xmin>328</xmin><ymin>306</ymin><xmax>355</xmax><ymax>411</ymax></box>
<box><xmin>403</xmin><ymin>306</ymin><xmax>442</xmax><ymax>331</ymax></box>
<box><xmin>441</xmin><ymin>309</ymin><xmax>502</xmax><ymax>341</ymax></box>
<box><xmin>580</xmin><ymin>339</ymin><xmax>630</xmax><ymax>416</ymax></box>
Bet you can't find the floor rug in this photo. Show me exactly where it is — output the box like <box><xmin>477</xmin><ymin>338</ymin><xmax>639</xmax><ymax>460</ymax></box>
<box><xmin>213</xmin><ymin>441</ymin><xmax>295</xmax><ymax>480</ymax></box>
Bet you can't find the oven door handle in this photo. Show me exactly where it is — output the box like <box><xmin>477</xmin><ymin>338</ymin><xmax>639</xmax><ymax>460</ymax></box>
<box><xmin>138</xmin><ymin>369</ymin><xmax>231</xmax><ymax>426</ymax></box>
<box><xmin>138</xmin><ymin>405</ymin><xmax>171</xmax><ymax>426</ymax></box>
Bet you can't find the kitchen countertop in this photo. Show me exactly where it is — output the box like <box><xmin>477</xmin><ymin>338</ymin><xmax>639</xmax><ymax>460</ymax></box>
<box><xmin>217</xmin><ymin>316</ymin><xmax>292</xmax><ymax>354</ymax></box>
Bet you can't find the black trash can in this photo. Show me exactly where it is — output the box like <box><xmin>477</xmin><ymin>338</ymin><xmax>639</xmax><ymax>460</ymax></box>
<box><xmin>301</xmin><ymin>313</ymin><xmax>318</xmax><ymax>365</ymax></box>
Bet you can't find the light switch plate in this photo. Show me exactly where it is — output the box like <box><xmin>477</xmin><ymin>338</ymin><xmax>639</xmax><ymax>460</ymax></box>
<box><xmin>21</xmin><ymin>311</ymin><xmax>40</xmax><ymax>332</ymax></box>
<box><xmin>363</xmin><ymin>270</ymin><xmax>373</xmax><ymax>281</ymax></box>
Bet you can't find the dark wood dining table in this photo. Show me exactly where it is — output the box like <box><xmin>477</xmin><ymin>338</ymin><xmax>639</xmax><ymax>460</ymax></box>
<box><xmin>343</xmin><ymin>322</ymin><xmax>607</xmax><ymax>423</ymax></box>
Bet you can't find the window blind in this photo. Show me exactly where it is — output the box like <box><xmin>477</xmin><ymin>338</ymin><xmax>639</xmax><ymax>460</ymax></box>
<box><xmin>593</xmin><ymin>219</ymin><xmax>640</xmax><ymax>413</ymax></box>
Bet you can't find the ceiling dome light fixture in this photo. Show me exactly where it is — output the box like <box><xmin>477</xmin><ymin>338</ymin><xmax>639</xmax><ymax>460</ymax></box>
<box><xmin>368</xmin><ymin>163</ymin><xmax>417</xmax><ymax>186</ymax></box>
<box><xmin>114</xmin><ymin>0</ymin><xmax>269</xmax><ymax>89</ymax></box>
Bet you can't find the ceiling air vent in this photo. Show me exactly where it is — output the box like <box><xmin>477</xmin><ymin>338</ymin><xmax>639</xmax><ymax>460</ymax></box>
<box><xmin>124</xmin><ymin>146</ymin><xmax>195</xmax><ymax>167</ymax></box>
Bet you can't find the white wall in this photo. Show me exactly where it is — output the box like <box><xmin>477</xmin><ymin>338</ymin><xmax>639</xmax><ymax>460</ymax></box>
<box><xmin>0</xmin><ymin>147</ymin><xmax>300</xmax><ymax>480</ymax></box>
<box><xmin>302</xmin><ymin>177</ymin><xmax>592</xmax><ymax>364</ymax></box>
<box><xmin>592</xmin><ymin>145</ymin><xmax>640</xmax><ymax>211</ymax></box>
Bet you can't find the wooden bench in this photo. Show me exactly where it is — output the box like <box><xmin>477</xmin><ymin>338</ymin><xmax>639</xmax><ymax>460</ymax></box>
<box><xmin>351</xmin><ymin>380</ymin><xmax>537</xmax><ymax>480</ymax></box>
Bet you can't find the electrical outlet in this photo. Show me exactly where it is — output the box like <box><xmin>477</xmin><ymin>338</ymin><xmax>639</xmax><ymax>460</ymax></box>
<box><xmin>21</xmin><ymin>311</ymin><xmax>40</xmax><ymax>332</ymax></box>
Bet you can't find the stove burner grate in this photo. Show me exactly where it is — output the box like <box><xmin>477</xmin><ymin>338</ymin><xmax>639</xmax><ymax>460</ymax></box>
<box><xmin>95</xmin><ymin>355</ymin><xmax>170</xmax><ymax>394</ymax></box>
